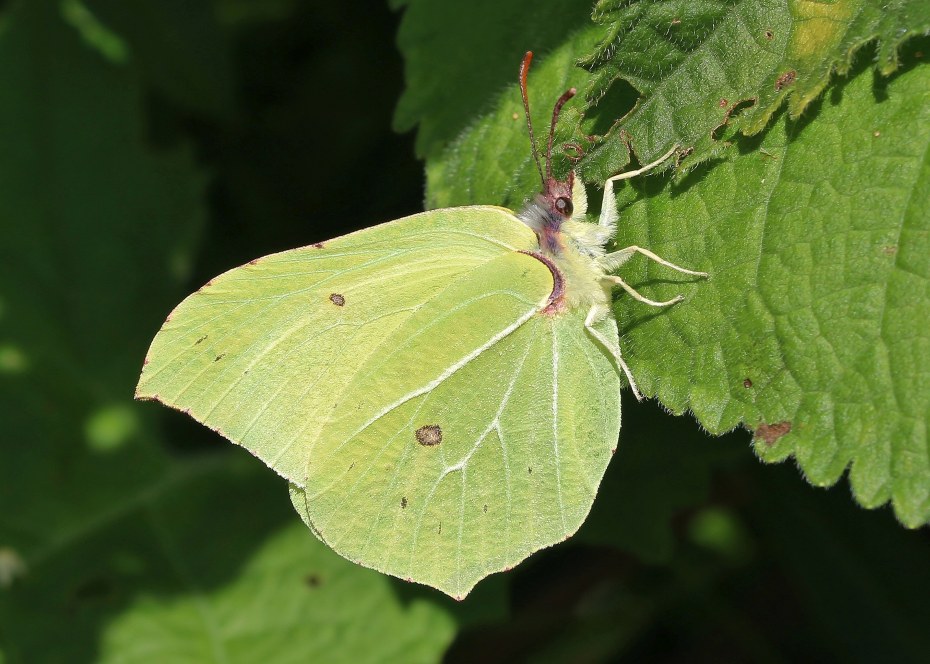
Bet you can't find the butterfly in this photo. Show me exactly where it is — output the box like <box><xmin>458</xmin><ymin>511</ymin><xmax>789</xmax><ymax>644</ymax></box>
<box><xmin>137</xmin><ymin>51</ymin><xmax>706</xmax><ymax>599</ymax></box>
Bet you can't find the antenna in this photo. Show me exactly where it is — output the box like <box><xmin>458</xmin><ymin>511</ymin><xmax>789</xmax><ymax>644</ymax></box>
<box><xmin>545</xmin><ymin>87</ymin><xmax>576</xmax><ymax>182</ymax></box>
<box><xmin>519</xmin><ymin>51</ymin><xmax>545</xmax><ymax>187</ymax></box>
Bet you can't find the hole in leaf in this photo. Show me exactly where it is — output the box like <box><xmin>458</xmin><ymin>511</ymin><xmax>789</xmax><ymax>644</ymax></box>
<box><xmin>584</xmin><ymin>77</ymin><xmax>640</xmax><ymax>137</ymax></box>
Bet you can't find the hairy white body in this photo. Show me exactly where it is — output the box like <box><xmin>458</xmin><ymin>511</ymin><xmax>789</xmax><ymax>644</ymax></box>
<box><xmin>517</xmin><ymin>146</ymin><xmax>707</xmax><ymax>398</ymax></box>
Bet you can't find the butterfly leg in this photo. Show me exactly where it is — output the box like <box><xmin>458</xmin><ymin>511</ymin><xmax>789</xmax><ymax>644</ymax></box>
<box><xmin>600</xmin><ymin>247</ymin><xmax>707</xmax><ymax>308</ymax></box>
<box><xmin>584</xmin><ymin>304</ymin><xmax>643</xmax><ymax>401</ymax></box>
<box><xmin>601</xmin><ymin>245</ymin><xmax>709</xmax><ymax>276</ymax></box>
<box><xmin>598</xmin><ymin>144</ymin><xmax>679</xmax><ymax>233</ymax></box>
<box><xmin>604</xmin><ymin>274</ymin><xmax>684</xmax><ymax>307</ymax></box>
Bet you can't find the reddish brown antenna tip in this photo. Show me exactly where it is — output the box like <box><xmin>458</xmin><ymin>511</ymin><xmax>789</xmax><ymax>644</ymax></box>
<box><xmin>545</xmin><ymin>87</ymin><xmax>576</xmax><ymax>182</ymax></box>
<box><xmin>519</xmin><ymin>51</ymin><xmax>545</xmax><ymax>187</ymax></box>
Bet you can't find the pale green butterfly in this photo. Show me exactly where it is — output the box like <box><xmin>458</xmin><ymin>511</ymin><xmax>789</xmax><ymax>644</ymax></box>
<box><xmin>136</xmin><ymin>52</ymin><xmax>706</xmax><ymax>599</ymax></box>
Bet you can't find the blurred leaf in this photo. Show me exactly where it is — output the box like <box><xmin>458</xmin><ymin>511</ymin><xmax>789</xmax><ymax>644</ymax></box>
<box><xmin>578</xmin><ymin>396</ymin><xmax>740</xmax><ymax>563</ymax></box>
<box><xmin>391</xmin><ymin>0</ymin><xmax>595</xmax><ymax>161</ymax></box>
<box><xmin>214</xmin><ymin>0</ymin><xmax>300</xmax><ymax>26</ymax></box>
<box><xmin>0</xmin><ymin>2</ymin><xmax>469</xmax><ymax>660</ymax></box>
<box><xmin>0</xmin><ymin>0</ymin><xmax>205</xmax><ymax>548</ymax></box>
<box><xmin>4</xmin><ymin>455</ymin><xmax>457</xmax><ymax>663</ymax></box>
<box><xmin>750</xmin><ymin>462</ymin><xmax>930</xmax><ymax>661</ymax></box>
<box><xmin>78</xmin><ymin>0</ymin><xmax>235</xmax><ymax>117</ymax></box>
<box><xmin>578</xmin><ymin>0</ymin><xmax>930</xmax><ymax>179</ymax></box>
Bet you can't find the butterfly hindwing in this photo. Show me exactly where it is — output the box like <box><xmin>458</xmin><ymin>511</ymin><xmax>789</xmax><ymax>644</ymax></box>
<box><xmin>290</xmin><ymin>307</ymin><xmax>621</xmax><ymax>598</ymax></box>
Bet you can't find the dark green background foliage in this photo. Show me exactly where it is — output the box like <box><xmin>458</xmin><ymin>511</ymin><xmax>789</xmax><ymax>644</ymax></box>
<box><xmin>1</xmin><ymin>0</ymin><xmax>929</xmax><ymax>661</ymax></box>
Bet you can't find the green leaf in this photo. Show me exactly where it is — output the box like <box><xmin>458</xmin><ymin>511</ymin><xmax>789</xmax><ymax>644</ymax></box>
<box><xmin>578</xmin><ymin>0</ymin><xmax>930</xmax><ymax>179</ymax></box>
<box><xmin>614</xmin><ymin>42</ymin><xmax>930</xmax><ymax>526</ymax></box>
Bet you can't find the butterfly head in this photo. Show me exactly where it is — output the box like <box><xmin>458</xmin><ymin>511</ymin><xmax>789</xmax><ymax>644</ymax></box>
<box><xmin>518</xmin><ymin>51</ymin><xmax>578</xmax><ymax>251</ymax></box>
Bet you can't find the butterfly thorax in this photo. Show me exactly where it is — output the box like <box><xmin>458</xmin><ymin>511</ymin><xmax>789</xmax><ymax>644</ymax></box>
<box><xmin>518</xmin><ymin>173</ymin><xmax>613</xmax><ymax>314</ymax></box>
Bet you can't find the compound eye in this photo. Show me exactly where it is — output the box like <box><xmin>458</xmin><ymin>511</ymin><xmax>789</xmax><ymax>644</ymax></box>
<box><xmin>555</xmin><ymin>196</ymin><xmax>573</xmax><ymax>216</ymax></box>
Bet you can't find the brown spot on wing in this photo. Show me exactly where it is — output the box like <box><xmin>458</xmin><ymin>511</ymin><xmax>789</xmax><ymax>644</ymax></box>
<box><xmin>415</xmin><ymin>424</ymin><xmax>442</xmax><ymax>446</ymax></box>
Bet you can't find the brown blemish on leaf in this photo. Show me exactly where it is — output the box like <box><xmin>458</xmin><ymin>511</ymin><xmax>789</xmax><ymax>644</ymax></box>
<box><xmin>304</xmin><ymin>574</ymin><xmax>322</xmax><ymax>588</ymax></box>
<box><xmin>712</xmin><ymin>98</ymin><xmax>757</xmax><ymax>142</ymax></box>
<box><xmin>671</xmin><ymin>18</ymin><xmax>681</xmax><ymax>25</ymax></box>
<box><xmin>775</xmin><ymin>70</ymin><xmax>797</xmax><ymax>91</ymax></box>
<box><xmin>883</xmin><ymin>245</ymin><xmax>898</xmax><ymax>256</ymax></box>
<box><xmin>719</xmin><ymin>98</ymin><xmax>729</xmax><ymax>108</ymax></box>
<box><xmin>312</xmin><ymin>242</ymin><xmax>325</xmax><ymax>249</ymax></box>
<box><xmin>195</xmin><ymin>335</ymin><xmax>207</xmax><ymax>345</ymax></box>
<box><xmin>483</xmin><ymin>504</ymin><xmax>488</xmax><ymax>513</ymax></box>
<box><xmin>401</xmin><ymin>496</ymin><xmax>407</xmax><ymax>509</ymax></box>
<box><xmin>214</xmin><ymin>353</ymin><xmax>226</xmax><ymax>362</ymax></box>
<box><xmin>755</xmin><ymin>421</ymin><xmax>792</xmax><ymax>445</ymax></box>
<box><xmin>743</xmin><ymin>378</ymin><xmax>753</xmax><ymax>388</ymax></box>
<box><xmin>329</xmin><ymin>293</ymin><xmax>345</xmax><ymax>306</ymax></box>
<box><xmin>528</xmin><ymin>466</ymin><xmax>533</xmax><ymax>474</ymax></box>
<box><xmin>437</xmin><ymin>522</ymin><xmax>442</xmax><ymax>535</ymax></box>
<box><xmin>415</xmin><ymin>424</ymin><xmax>442</xmax><ymax>446</ymax></box>
<box><xmin>764</xmin><ymin>29</ymin><xmax>774</xmax><ymax>40</ymax></box>
<box><xmin>249</xmin><ymin>258</ymin><xmax>259</xmax><ymax>265</ymax></box>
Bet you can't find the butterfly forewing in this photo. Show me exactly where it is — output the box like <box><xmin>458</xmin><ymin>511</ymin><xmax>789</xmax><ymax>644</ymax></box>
<box><xmin>136</xmin><ymin>207</ymin><xmax>545</xmax><ymax>482</ymax></box>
